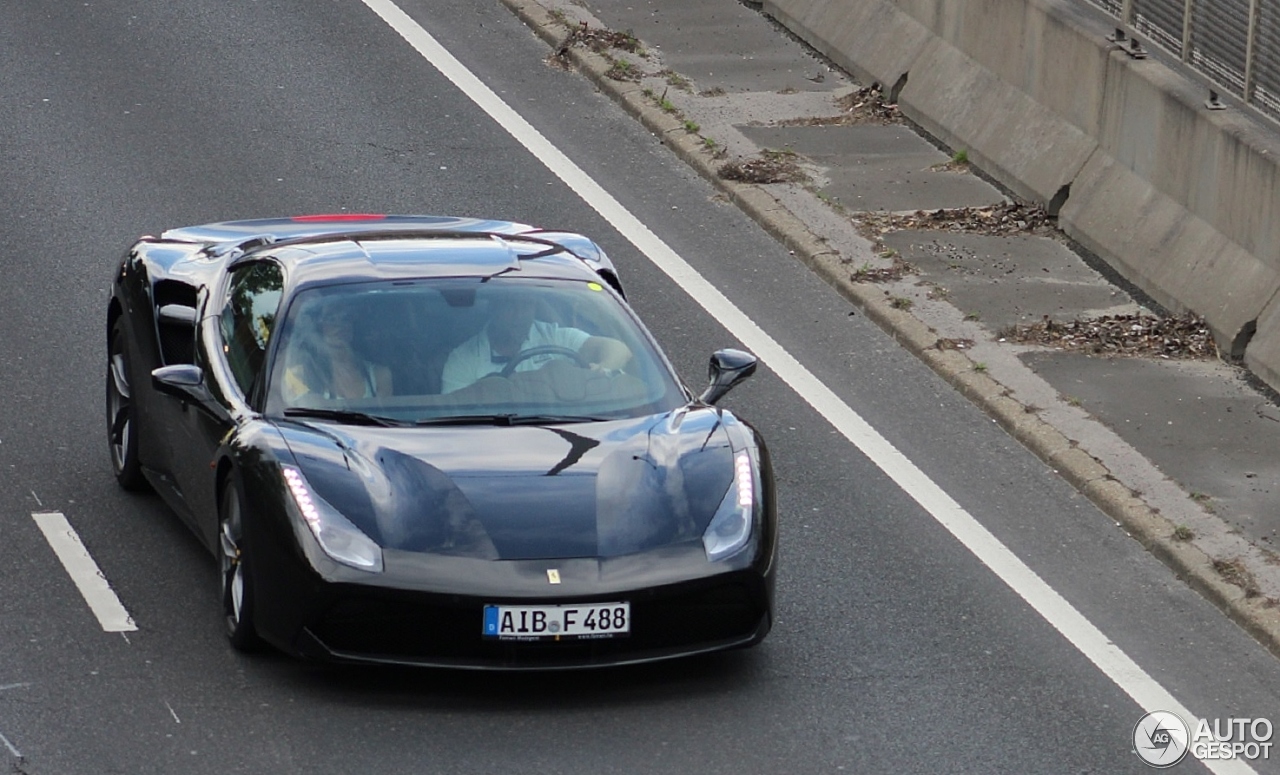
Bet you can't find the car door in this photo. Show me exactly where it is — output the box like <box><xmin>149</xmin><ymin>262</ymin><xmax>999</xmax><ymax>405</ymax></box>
<box><xmin>168</xmin><ymin>260</ymin><xmax>284</xmax><ymax>549</ymax></box>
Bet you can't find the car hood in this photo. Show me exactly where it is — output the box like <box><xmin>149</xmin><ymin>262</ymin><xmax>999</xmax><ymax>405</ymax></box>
<box><xmin>275</xmin><ymin>409</ymin><xmax>737</xmax><ymax>561</ymax></box>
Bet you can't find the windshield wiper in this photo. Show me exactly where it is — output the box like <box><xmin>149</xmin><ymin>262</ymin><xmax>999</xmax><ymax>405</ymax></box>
<box><xmin>413</xmin><ymin>413</ymin><xmax>611</xmax><ymax>427</ymax></box>
<box><xmin>509</xmin><ymin>414</ymin><xmax>613</xmax><ymax>425</ymax></box>
<box><xmin>283</xmin><ymin>407</ymin><xmax>408</xmax><ymax>427</ymax></box>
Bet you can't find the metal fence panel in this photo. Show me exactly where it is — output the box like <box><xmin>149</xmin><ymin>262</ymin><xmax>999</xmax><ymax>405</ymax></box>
<box><xmin>1188</xmin><ymin>0</ymin><xmax>1249</xmax><ymax>94</ymax></box>
<box><xmin>1254</xmin><ymin>1</ymin><xmax>1280</xmax><ymax>115</ymax></box>
<box><xmin>1077</xmin><ymin>0</ymin><xmax>1278</xmax><ymax>123</ymax></box>
<box><xmin>1133</xmin><ymin>0</ymin><xmax>1187</xmax><ymax>57</ymax></box>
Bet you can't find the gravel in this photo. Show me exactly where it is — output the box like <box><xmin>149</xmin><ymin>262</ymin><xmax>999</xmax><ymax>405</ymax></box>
<box><xmin>1000</xmin><ymin>313</ymin><xmax>1219</xmax><ymax>360</ymax></box>
<box><xmin>718</xmin><ymin>150</ymin><xmax>808</xmax><ymax>184</ymax></box>
<box><xmin>857</xmin><ymin>202</ymin><xmax>1057</xmax><ymax>238</ymax></box>
<box><xmin>776</xmin><ymin>84</ymin><xmax>902</xmax><ymax>127</ymax></box>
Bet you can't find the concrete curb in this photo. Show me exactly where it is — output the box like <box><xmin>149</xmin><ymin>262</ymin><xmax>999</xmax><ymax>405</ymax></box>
<box><xmin>498</xmin><ymin>0</ymin><xmax>1280</xmax><ymax>660</ymax></box>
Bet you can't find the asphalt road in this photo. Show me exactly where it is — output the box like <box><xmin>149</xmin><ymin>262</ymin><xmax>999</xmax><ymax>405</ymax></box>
<box><xmin>1</xmin><ymin>1</ymin><xmax>1277</xmax><ymax>773</ymax></box>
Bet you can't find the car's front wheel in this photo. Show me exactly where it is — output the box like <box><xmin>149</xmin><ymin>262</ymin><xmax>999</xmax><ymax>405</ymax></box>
<box><xmin>219</xmin><ymin>481</ymin><xmax>263</xmax><ymax>652</ymax></box>
<box><xmin>107</xmin><ymin>317</ymin><xmax>147</xmax><ymax>491</ymax></box>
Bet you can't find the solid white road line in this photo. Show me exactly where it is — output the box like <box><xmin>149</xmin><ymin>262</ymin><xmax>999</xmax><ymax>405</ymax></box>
<box><xmin>359</xmin><ymin>2</ymin><xmax>1252</xmax><ymax>770</ymax></box>
<box><xmin>32</xmin><ymin>512</ymin><xmax>137</xmax><ymax>633</ymax></box>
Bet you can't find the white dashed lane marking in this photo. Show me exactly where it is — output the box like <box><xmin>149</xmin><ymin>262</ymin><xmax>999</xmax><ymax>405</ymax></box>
<box><xmin>32</xmin><ymin>512</ymin><xmax>137</xmax><ymax>633</ymax></box>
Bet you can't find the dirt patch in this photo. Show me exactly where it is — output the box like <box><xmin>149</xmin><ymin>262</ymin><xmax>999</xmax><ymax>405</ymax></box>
<box><xmin>605</xmin><ymin>59</ymin><xmax>640</xmax><ymax>82</ymax></box>
<box><xmin>657</xmin><ymin>69</ymin><xmax>693</xmax><ymax>92</ymax></box>
<box><xmin>1000</xmin><ymin>313</ymin><xmax>1219</xmax><ymax>360</ymax></box>
<box><xmin>718</xmin><ymin>150</ymin><xmax>807</xmax><ymax>184</ymax></box>
<box><xmin>1214</xmin><ymin>557</ymin><xmax>1263</xmax><ymax>598</ymax></box>
<box><xmin>557</xmin><ymin>22</ymin><xmax>645</xmax><ymax>55</ymax></box>
<box><xmin>775</xmin><ymin>84</ymin><xmax>902</xmax><ymax>127</ymax></box>
<box><xmin>544</xmin><ymin>49</ymin><xmax>574</xmax><ymax>71</ymax></box>
<box><xmin>545</xmin><ymin>21</ymin><xmax>648</xmax><ymax>71</ymax></box>
<box><xmin>931</xmin><ymin>158</ymin><xmax>971</xmax><ymax>173</ymax></box>
<box><xmin>857</xmin><ymin>202</ymin><xmax>1057</xmax><ymax>240</ymax></box>
<box><xmin>851</xmin><ymin>255</ymin><xmax>917</xmax><ymax>283</ymax></box>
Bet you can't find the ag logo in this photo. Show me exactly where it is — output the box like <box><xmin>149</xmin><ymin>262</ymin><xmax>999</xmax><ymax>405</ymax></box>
<box><xmin>1134</xmin><ymin>711</ymin><xmax>1190</xmax><ymax>768</ymax></box>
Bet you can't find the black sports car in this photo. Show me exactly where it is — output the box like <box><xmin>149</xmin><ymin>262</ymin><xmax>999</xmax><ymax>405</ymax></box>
<box><xmin>107</xmin><ymin>214</ymin><xmax>776</xmax><ymax>668</ymax></box>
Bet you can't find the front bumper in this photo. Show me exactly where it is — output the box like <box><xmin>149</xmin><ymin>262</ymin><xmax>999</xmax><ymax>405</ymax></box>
<box><xmin>252</xmin><ymin>532</ymin><xmax>774</xmax><ymax>669</ymax></box>
<box><xmin>294</xmin><ymin>571</ymin><xmax>771</xmax><ymax>669</ymax></box>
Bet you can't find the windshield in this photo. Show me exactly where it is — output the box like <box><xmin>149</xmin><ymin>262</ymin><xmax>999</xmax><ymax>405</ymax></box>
<box><xmin>264</xmin><ymin>277</ymin><xmax>686</xmax><ymax>423</ymax></box>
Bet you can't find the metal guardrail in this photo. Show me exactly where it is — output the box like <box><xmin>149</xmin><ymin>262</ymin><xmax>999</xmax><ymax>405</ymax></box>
<box><xmin>1081</xmin><ymin>0</ymin><xmax>1280</xmax><ymax>120</ymax></box>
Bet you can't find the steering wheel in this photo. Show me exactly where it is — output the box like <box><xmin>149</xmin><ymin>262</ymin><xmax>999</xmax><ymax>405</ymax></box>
<box><xmin>498</xmin><ymin>345</ymin><xmax>589</xmax><ymax>377</ymax></box>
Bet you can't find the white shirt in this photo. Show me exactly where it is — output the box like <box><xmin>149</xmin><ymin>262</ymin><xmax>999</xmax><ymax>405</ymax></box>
<box><xmin>442</xmin><ymin>320</ymin><xmax>591</xmax><ymax>394</ymax></box>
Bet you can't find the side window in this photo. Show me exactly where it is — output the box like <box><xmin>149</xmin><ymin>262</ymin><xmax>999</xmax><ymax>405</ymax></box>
<box><xmin>220</xmin><ymin>262</ymin><xmax>284</xmax><ymax>398</ymax></box>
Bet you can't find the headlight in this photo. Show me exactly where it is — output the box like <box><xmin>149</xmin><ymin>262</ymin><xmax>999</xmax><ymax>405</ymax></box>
<box><xmin>702</xmin><ymin>451</ymin><xmax>755</xmax><ymax>561</ymax></box>
<box><xmin>282</xmin><ymin>466</ymin><xmax>383</xmax><ymax>572</ymax></box>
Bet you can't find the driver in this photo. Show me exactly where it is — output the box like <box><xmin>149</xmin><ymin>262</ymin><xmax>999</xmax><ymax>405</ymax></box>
<box><xmin>441</xmin><ymin>292</ymin><xmax>630</xmax><ymax>394</ymax></box>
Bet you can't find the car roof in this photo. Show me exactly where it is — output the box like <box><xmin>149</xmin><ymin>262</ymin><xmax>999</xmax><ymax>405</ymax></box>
<box><xmin>246</xmin><ymin>232</ymin><xmax>607</xmax><ymax>289</ymax></box>
<box><xmin>162</xmin><ymin>214</ymin><xmax>534</xmax><ymax>244</ymax></box>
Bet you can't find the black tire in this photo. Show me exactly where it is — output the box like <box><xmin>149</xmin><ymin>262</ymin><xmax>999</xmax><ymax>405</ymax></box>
<box><xmin>107</xmin><ymin>318</ymin><xmax>148</xmax><ymax>491</ymax></box>
<box><xmin>219</xmin><ymin>482</ymin><xmax>264</xmax><ymax>652</ymax></box>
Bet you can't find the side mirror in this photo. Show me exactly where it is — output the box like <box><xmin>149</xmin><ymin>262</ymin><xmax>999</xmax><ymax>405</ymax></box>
<box><xmin>152</xmin><ymin>364</ymin><xmax>207</xmax><ymax>402</ymax></box>
<box><xmin>698</xmin><ymin>349</ymin><xmax>757</xmax><ymax>405</ymax></box>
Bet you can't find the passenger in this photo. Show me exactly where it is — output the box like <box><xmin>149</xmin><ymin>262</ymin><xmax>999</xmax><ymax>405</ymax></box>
<box><xmin>441</xmin><ymin>292</ymin><xmax>630</xmax><ymax>394</ymax></box>
<box><xmin>282</xmin><ymin>300</ymin><xmax>394</xmax><ymax>402</ymax></box>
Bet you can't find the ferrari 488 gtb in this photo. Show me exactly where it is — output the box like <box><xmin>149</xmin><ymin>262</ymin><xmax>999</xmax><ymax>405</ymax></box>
<box><xmin>106</xmin><ymin>214</ymin><xmax>776</xmax><ymax>668</ymax></box>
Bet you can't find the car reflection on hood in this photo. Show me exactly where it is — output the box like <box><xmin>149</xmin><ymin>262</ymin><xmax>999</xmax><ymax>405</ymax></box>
<box><xmin>277</xmin><ymin>407</ymin><xmax>736</xmax><ymax>562</ymax></box>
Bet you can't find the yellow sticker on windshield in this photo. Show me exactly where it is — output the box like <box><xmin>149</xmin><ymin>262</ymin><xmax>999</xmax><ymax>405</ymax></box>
<box><xmin>587</xmin><ymin>282</ymin><xmax>604</xmax><ymax>291</ymax></box>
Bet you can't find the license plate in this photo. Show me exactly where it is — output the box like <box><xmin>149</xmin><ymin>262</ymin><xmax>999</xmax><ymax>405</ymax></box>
<box><xmin>482</xmin><ymin>602</ymin><xmax>630</xmax><ymax>640</ymax></box>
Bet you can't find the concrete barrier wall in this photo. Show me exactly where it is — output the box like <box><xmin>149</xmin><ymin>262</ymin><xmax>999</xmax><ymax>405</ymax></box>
<box><xmin>762</xmin><ymin>0</ymin><xmax>1280</xmax><ymax>391</ymax></box>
